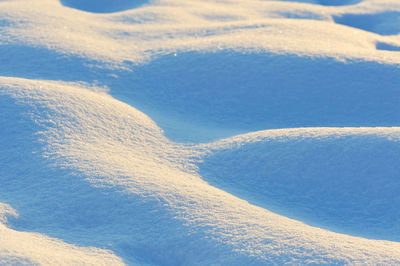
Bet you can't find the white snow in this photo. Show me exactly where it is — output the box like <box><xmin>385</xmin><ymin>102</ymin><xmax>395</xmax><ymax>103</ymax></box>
<box><xmin>1</xmin><ymin>0</ymin><xmax>400</xmax><ymax>265</ymax></box>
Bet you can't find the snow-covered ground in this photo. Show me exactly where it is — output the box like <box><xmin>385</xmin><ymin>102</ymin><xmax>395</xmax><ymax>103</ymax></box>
<box><xmin>1</xmin><ymin>0</ymin><xmax>400</xmax><ymax>265</ymax></box>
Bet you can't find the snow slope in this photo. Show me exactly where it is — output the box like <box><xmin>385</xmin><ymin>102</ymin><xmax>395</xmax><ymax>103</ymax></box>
<box><xmin>1</xmin><ymin>0</ymin><xmax>400</xmax><ymax>265</ymax></box>
<box><xmin>199</xmin><ymin>128</ymin><xmax>400</xmax><ymax>241</ymax></box>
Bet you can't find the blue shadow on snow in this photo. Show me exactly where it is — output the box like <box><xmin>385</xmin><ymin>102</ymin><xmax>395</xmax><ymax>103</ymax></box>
<box><xmin>199</xmin><ymin>133</ymin><xmax>400</xmax><ymax>241</ymax></box>
<box><xmin>1</xmin><ymin>45</ymin><xmax>400</xmax><ymax>143</ymax></box>
<box><xmin>60</xmin><ymin>0</ymin><xmax>149</xmax><ymax>13</ymax></box>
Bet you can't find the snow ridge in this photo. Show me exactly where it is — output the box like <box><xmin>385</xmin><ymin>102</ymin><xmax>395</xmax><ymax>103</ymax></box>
<box><xmin>1</xmin><ymin>0</ymin><xmax>400</xmax><ymax>265</ymax></box>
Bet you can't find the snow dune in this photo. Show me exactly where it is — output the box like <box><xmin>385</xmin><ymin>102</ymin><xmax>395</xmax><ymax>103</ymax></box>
<box><xmin>1</xmin><ymin>0</ymin><xmax>400</xmax><ymax>264</ymax></box>
<box><xmin>2</xmin><ymin>77</ymin><xmax>400</xmax><ymax>265</ymax></box>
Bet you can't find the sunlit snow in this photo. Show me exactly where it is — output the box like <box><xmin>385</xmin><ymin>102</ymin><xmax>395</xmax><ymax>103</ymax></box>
<box><xmin>1</xmin><ymin>0</ymin><xmax>400</xmax><ymax>265</ymax></box>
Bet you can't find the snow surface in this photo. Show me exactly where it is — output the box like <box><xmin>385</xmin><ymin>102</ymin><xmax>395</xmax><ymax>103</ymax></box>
<box><xmin>1</xmin><ymin>0</ymin><xmax>400</xmax><ymax>265</ymax></box>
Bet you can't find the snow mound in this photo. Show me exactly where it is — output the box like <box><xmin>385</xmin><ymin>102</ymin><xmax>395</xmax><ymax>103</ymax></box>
<box><xmin>5</xmin><ymin>46</ymin><xmax>400</xmax><ymax>143</ymax></box>
<box><xmin>2</xmin><ymin>0</ymin><xmax>400</xmax><ymax>264</ymax></box>
<box><xmin>0</xmin><ymin>204</ymin><xmax>123</xmax><ymax>265</ymax></box>
<box><xmin>199</xmin><ymin>128</ymin><xmax>400</xmax><ymax>241</ymax></box>
<box><xmin>0</xmin><ymin>77</ymin><xmax>270</xmax><ymax>265</ymax></box>
<box><xmin>2</xmin><ymin>78</ymin><xmax>400</xmax><ymax>264</ymax></box>
<box><xmin>60</xmin><ymin>0</ymin><xmax>149</xmax><ymax>13</ymax></box>
<box><xmin>112</xmin><ymin>52</ymin><xmax>400</xmax><ymax>142</ymax></box>
<box><xmin>0</xmin><ymin>223</ymin><xmax>124</xmax><ymax>265</ymax></box>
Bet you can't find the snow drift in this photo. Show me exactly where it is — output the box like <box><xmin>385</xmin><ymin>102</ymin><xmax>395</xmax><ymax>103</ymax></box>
<box><xmin>199</xmin><ymin>128</ymin><xmax>400</xmax><ymax>241</ymax></box>
<box><xmin>1</xmin><ymin>0</ymin><xmax>400</xmax><ymax>264</ymax></box>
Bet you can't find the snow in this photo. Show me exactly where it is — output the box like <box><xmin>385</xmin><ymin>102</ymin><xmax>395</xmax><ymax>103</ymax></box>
<box><xmin>1</xmin><ymin>0</ymin><xmax>400</xmax><ymax>265</ymax></box>
<box><xmin>199</xmin><ymin>127</ymin><xmax>400</xmax><ymax>241</ymax></box>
